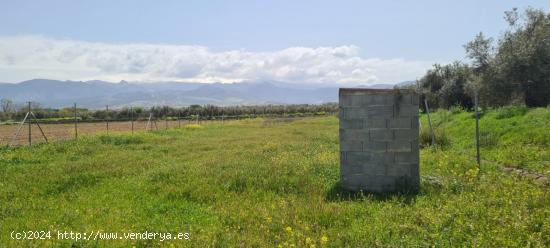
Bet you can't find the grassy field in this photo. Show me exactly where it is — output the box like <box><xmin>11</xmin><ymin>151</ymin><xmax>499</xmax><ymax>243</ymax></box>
<box><xmin>420</xmin><ymin>106</ymin><xmax>550</xmax><ymax>176</ymax></box>
<box><xmin>0</xmin><ymin>119</ymin><xmax>192</xmax><ymax>146</ymax></box>
<box><xmin>0</xmin><ymin>109</ymin><xmax>548</xmax><ymax>247</ymax></box>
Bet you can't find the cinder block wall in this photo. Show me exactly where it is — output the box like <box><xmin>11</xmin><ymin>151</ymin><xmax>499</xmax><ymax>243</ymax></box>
<box><xmin>339</xmin><ymin>88</ymin><xmax>419</xmax><ymax>193</ymax></box>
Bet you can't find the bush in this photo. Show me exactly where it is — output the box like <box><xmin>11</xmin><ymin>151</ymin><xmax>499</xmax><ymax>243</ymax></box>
<box><xmin>420</xmin><ymin>125</ymin><xmax>450</xmax><ymax>149</ymax></box>
<box><xmin>494</xmin><ymin>106</ymin><xmax>529</xmax><ymax>119</ymax></box>
<box><xmin>449</xmin><ymin>105</ymin><xmax>466</xmax><ymax>114</ymax></box>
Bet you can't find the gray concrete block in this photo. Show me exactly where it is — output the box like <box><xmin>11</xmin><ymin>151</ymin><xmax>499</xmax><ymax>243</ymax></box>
<box><xmin>395</xmin><ymin>151</ymin><xmax>419</xmax><ymax>163</ymax></box>
<box><xmin>344</xmin><ymin>107</ymin><xmax>369</xmax><ymax>119</ymax></box>
<box><xmin>388</xmin><ymin>117</ymin><xmax>412</xmax><ymax>129</ymax></box>
<box><xmin>365</xmin><ymin>175</ymin><xmax>396</xmax><ymax>192</ymax></box>
<box><xmin>386</xmin><ymin>163</ymin><xmax>412</xmax><ymax>177</ymax></box>
<box><xmin>368</xmin><ymin>94</ymin><xmax>394</xmax><ymax>105</ymax></box>
<box><xmin>411</xmin><ymin>141</ymin><xmax>419</xmax><ymax>154</ymax></box>
<box><xmin>409</xmin><ymin>164</ymin><xmax>420</xmax><ymax>189</ymax></box>
<box><xmin>341</xmin><ymin>173</ymin><xmax>366</xmax><ymax>189</ymax></box>
<box><xmin>395</xmin><ymin>93</ymin><xmax>419</xmax><ymax>105</ymax></box>
<box><xmin>387</xmin><ymin>141</ymin><xmax>412</xmax><ymax>152</ymax></box>
<box><xmin>395</xmin><ymin>175</ymin><xmax>420</xmax><ymax>192</ymax></box>
<box><xmin>370</xmin><ymin>152</ymin><xmax>395</xmax><ymax>164</ymax></box>
<box><xmin>345</xmin><ymin>151</ymin><xmax>372</xmax><ymax>162</ymax></box>
<box><xmin>411</xmin><ymin>94</ymin><xmax>420</xmax><ymax>105</ymax></box>
<box><xmin>341</xmin><ymin>152</ymin><xmax>371</xmax><ymax>168</ymax></box>
<box><xmin>339</xmin><ymin>97</ymin><xmax>345</xmax><ymax>106</ymax></box>
<box><xmin>362</xmin><ymin>163</ymin><xmax>386</xmax><ymax>176</ymax></box>
<box><xmin>369</xmin><ymin>129</ymin><xmax>393</xmax><ymax>141</ymax></box>
<box><xmin>411</xmin><ymin>118</ymin><xmax>419</xmax><ymax>129</ymax></box>
<box><xmin>366</xmin><ymin>118</ymin><xmax>387</xmax><ymax>129</ymax></box>
<box><xmin>339</xmin><ymin>95</ymin><xmax>352</xmax><ymax>107</ymax></box>
<box><xmin>340</xmin><ymin>163</ymin><xmax>362</xmax><ymax>175</ymax></box>
<box><xmin>409</xmin><ymin>164</ymin><xmax>420</xmax><ymax>178</ymax></box>
<box><xmin>340</xmin><ymin>88</ymin><xmax>419</xmax><ymax>193</ymax></box>
<box><xmin>340</xmin><ymin>95</ymin><xmax>368</xmax><ymax>107</ymax></box>
<box><xmin>367</xmin><ymin>105</ymin><xmax>394</xmax><ymax>118</ymax></box>
<box><xmin>340</xmin><ymin>119</ymin><xmax>364</xmax><ymax>129</ymax></box>
<box><xmin>393</xmin><ymin>129</ymin><xmax>417</xmax><ymax>141</ymax></box>
<box><xmin>340</xmin><ymin>129</ymin><xmax>369</xmax><ymax>141</ymax></box>
<box><xmin>340</xmin><ymin>140</ymin><xmax>362</xmax><ymax>151</ymax></box>
<box><xmin>396</xmin><ymin>105</ymin><xmax>419</xmax><ymax>117</ymax></box>
<box><xmin>395</xmin><ymin>94</ymin><xmax>412</xmax><ymax>105</ymax></box>
<box><xmin>363</xmin><ymin>141</ymin><xmax>387</xmax><ymax>152</ymax></box>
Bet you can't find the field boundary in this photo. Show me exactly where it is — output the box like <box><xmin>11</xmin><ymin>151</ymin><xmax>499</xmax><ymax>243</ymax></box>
<box><xmin>468</xmin><ymin>156</ymin><xmax>549</xmax><ymax>186</ymax></box>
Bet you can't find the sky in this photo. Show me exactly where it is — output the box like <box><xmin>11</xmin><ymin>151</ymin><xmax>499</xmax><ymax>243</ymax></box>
<box><xmin>0</xmin><ymin>0</ymin><xmax>548</xmax><ymax>85</ymax></box>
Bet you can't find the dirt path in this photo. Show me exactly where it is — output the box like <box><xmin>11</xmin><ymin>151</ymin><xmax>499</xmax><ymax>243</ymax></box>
<box><xmin>478</xmin><ymin>158</ymin><xmax>549</xmax><ymax>186</ymax></box>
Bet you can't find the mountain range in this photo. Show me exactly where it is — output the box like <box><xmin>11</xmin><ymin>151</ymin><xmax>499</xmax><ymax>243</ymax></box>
<box><xmin>0</xmin><ymin>79</ymin><xmax>413</xmax><ymax>109</ymax></box>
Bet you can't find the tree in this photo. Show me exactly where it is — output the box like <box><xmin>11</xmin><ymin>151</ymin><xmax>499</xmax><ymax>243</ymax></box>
<box><xmin>417</xmin><ymin>62</ymin><xmax>474</xmax><ymax>110</ymax></box>
<box><xmin>419</xmin><ymin>8</ymin><xmax>550</xmax><ymax>109</ymax></box>
<box><xmin>464</xmin><ymin>32</ymin><xmax>494</xmax><ymax>74</ymax></box>
<box><xmin>1</xmin><ymin>98</ymin><xmax>14</xmax><ymax>120</ymax></box>
<box><xmin>495</xmin><ymin>8</ymin><xmax>550</xmax><ymax>107</ymax></box>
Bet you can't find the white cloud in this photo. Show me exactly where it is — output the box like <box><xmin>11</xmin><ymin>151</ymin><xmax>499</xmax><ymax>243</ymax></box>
<box><xmin>0</xmin><ymin>35</ymin><xmax>431</xmax><ymax>84</ymax></box>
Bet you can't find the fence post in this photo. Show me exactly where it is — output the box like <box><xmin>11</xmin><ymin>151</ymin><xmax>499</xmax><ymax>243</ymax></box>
<box><xmin>178</xmin><ymin>111</ymin><xmax>181</xmax><ymax>128</ymax></box>
<box><xmin>74</xmin><ymin>103</ymin><xmax>78</xmax><ymax>140</ymax></box>
<box><xmin>475</xmin><ymin>90</ymin><xmax>481</xmax><ymax>168</ymax></box>
<box><xmin>28</xmin><ymin>101</ymin><xmax>32</xmax><ymax>146</ymax></box>
<box><xmin>130</xmin><ymin>107</ymin><xmax>134</xmax><ymax>134</ymax></box>
<box><xmin>106</xmin><ymin>105</ymin><xmax>109</xmax><ymax>134</ymax></box>
<box><xmin>424</xmin><ymin>99</ymin><xmax>436</xmax><ymax>152</ymax></box>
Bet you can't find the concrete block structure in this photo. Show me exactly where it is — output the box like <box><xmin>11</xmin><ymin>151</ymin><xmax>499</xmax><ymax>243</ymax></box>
<box><xmin>339</xmin><ymin>88</ymin><xmax>420</xmax><ymax>193</ymax></box>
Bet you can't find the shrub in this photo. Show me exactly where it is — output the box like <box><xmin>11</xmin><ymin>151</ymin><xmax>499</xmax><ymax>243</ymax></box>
<box><xmin>420</xmin><ymin>125</ymin><xmax>450</xmax><ymax>149</ymax></box>
<box><xmin>494</xmin><ymin>106</ymin><xmax>529</xmax><ymax>119</ymax></box>
<box><xmin>449</xmin><ymin>105</ymin><xmax>466</xmax><ymax>114</ymax></box>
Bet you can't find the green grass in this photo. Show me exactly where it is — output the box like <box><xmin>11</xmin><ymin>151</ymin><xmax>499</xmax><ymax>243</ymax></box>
<box><xmin>0</xmin><ymin>113</ymin><xmax>548</xmax><ymax>247</ymax></box>
<box><xmin>421</xmin><ymin>106</ymin><xmax>550</xmax><ymax>175</ymax></box>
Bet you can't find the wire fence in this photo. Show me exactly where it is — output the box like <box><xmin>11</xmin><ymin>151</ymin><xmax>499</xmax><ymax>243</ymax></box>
<box><xmin>0</xmin><ymin>102</ymin><xmax>337</xmax><ymax>147</ymax></box>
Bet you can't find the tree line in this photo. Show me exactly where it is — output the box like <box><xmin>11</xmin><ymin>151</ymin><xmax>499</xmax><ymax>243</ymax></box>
<box><xmin>415</xmin><ymin>8</ymin><xmax>550</xmax><ymax>109</ymax></box>
<box><xmin>0</xmin><ymin>101</ymin><xmax>338</xmax><ymax>122</ymax></box>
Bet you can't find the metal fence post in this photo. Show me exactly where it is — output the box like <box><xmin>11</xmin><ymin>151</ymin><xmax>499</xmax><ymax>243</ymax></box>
<box><xmin>74</xmin><ymin>103</ymin><xmax>78</xmax><ymax>140</ymax></box>
<box><xmin>106</xmin><ymin>105</ymin><xmax>109</xmax><ymax>134</ymax></box>
<box><xmin>130</xmin><ymin>106</ymin><xmax>134</xmax><ymax>134</ymax></box>
<box><xmin>424</xmin><ymin>99</ymin><xmax>436</xmax><ymax>152</ymax></box>
<box><xmin>475</xmin><ymin>91</ymin><xmax>481</xmax><ymax>168</ymax></box>
<box><xmin>28</xmin><ymin>101</ymin><xmax>32</xmax><ymax>146</ymax></box>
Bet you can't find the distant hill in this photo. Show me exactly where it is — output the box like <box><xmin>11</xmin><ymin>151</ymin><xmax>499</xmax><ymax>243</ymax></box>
<box><xmin>0</xmin><ymin>79</ymin><xmax>411</xmax><ymax>108</ymax></box>
<box><xmin>394</xmin><ymin>80</ymin><xmax>416</xmax><ymax>88</ymax></box>
<box><xmin>355</xmin><ymin>83</ymin><xmax>394</xmax><ymax>89</ymax></box>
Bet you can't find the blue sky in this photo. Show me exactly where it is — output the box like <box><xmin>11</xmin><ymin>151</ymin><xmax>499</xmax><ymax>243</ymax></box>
<box><xmin>0</xmin><ymin>0</ymin><xmax>548</xmax><ymax>84</ymax></box>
